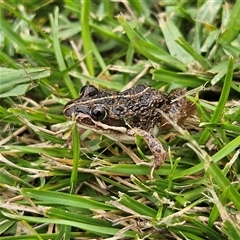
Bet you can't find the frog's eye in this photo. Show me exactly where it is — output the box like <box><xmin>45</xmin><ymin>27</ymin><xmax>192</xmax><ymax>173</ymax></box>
<box><xmin>90</xmin><ymin>105</ymin><xmax>108</xmax><ymax>121</ymax></box>
<box><xmin>80</xmin><ymin>85</ymin><xmax>98</xmax><ymax>97</ymax></box>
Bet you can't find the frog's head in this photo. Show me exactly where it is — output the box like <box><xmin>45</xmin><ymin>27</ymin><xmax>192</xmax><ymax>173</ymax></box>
<box><xmin>63</xmin><ymin>85</ymin><xmax>135</xmax><ymax>143</ymax></box>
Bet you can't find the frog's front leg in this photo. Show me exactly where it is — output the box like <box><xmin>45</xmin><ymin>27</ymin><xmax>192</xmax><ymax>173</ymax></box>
<box><xmin>127</xmin><ymin>128</ymin><xmax>167</xmax><ymax>169</ymax></box>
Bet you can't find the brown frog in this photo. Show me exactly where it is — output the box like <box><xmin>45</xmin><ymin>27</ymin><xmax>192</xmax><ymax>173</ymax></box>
<box><xmin>63</xmin><ymin>84</ymin><xmax>194</xmax><ymax>169</ymax></box>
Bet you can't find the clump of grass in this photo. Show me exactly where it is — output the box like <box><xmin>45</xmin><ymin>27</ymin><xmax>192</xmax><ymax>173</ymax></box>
<box><xmin>0</xmin><ymin>1</ymin><xmax>240</xmax><ymax>239</ymax></box>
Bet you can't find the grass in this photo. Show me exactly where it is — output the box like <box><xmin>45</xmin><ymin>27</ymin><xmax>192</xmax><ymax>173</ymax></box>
<box><xmin>0</xmin><ymin>1</ymin><xmax>240</xmax><ymax>239</ymax></box>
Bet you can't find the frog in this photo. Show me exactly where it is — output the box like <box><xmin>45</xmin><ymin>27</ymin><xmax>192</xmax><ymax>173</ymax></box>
<box><xmin>63</xmin><ymin>84</ymin><xmax>194</xmax><ymax>170</ymax></box>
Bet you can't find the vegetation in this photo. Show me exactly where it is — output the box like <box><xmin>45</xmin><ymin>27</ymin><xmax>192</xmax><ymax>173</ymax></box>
<box><xmin>0</xmin><ymin>1</ymin><xmax>240</xmax><ymax>239</ymax></box>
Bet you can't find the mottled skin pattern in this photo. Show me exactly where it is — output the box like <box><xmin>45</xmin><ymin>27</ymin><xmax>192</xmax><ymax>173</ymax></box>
<box><xmin>63</xmin><ymin>84</ymin><xmax>194</xmax><ymax>170</ymax></box>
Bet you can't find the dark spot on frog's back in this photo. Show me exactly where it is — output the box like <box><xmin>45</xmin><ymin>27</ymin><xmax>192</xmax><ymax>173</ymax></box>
<box><xmin>139</xmin><ymin>93</ymin><xmax>152</xmax><ymax>105</ymax></box>
<box><xmin>113</xmin><ymin>105</ymin><xmax>126</xmax><ymax>115</ymax></box>
<box><xmin>131</xmin><ymin>103</ymin><xmax>141</xmax><ymax>111</ymax></box>
<box><xmin>105</xmin><ymin>97</ymin><xmax>115</xmax><ymax>105</ymax></box>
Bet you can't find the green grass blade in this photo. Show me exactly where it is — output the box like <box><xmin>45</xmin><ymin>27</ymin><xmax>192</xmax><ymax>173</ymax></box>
<box><xmin>199</xmin><ymin>56</ymin><xmax>233</xmax><ymax>144</ymax></box>
<box><xmin>220</xmin><ymin>0</ymin><xmax>240</xmax><ymax>44</ymax></box>
<box><xmin>173</xmin><ymin>134</ymin><xmax>240</xmax><ymax>179</ymax></box>
<box><xmin>2</xmin><ymin>212</ymin><xmax>136</xmax><ymax>238</ymax></box>
<box><xmin>117</xmin><ymin>193</ymin><xmax>157</xmax><ymax>218</ymax></box>
<box><xmin>81</xmin><ymin>0</ymin><xmax>94</xmax><ymax>76</ymax></box>
<box><xmin>151</xmin><ymin>68</ymin><xmax>208</xmax><ymax>87</ymax></box>
<box><xmin>70</xmin><ymin>122</ymin><xmax>80</xmax><ymax>193</ymax></box>
<box><xmin>0</xmin><ymin>18</ymin><xmax>49</xmax><ymax>66</ymax></box>
<box><xmin>175</xmin><ymin>37</ymin><xmax>212</xmax><ymax>69</ymax></box>
<box><xmin>21</xmin><ymin>188</ymin><xmax>115</xmax><ymax>210</ymax></box>
<box><xmin>160</xmin><ymin>19</ymin><xmax>193</xmax><ymax>64</ymax></box>
<box><xmin>0</xmin><ymin>67</ymin><xmax>50</xmax><ymax>96</ymax></box>
<box><xmin>49</xmin><ymin>7</ymin><xmax>78</xmax><ymax>98</ymax></box>
<box><xmin>117</xmin><ymin>14</ymin><xmax>187</xmax><ymax>71</ymax></box>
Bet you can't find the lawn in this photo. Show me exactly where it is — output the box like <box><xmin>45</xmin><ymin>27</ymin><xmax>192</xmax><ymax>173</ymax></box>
<box><xmin>0</xmin><ymin>1</ymin><xmax>240</xmax><ymax>239</ymax></box>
